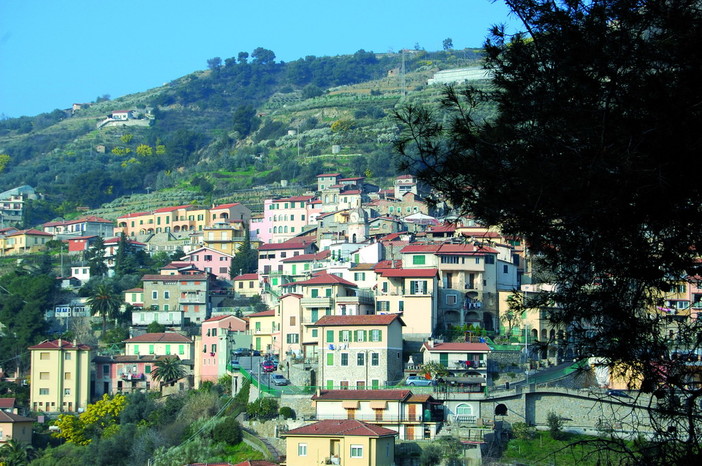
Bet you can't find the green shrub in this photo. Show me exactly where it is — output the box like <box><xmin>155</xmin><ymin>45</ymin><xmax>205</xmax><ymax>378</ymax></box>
<box><xmin>547</xmin><ymin>411</ymin><xmax>565</xmax><ymax>440</ymax></box>
<box><xmin>279</xmin><ymin>406</ymin><xmax>296</xmax><ymax>420</ymax></box>
<box><xmin>212</xmin><ymin>416</ymin><xmax>242</xmax><ymax>445</ymax></box>
<box><xmin>512</xmin><ymin>422</ymin><xmax>536</xmax><ymax>440</ymax></box>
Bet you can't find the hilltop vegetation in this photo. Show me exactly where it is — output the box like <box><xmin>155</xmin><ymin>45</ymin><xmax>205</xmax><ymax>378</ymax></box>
<box><xmin>0</xmin><ymin>47</ymin><xmax>487</xmax><ymax>225</ymax></box>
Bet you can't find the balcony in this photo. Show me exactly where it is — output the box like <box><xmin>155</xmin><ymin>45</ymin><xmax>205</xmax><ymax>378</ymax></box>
<box><xmin>301</xmin><ymin>297</ymin><xmax>334</xmax><ymax>308</ymax></box>
<box><xmin>120</xmin><ymin>373</ymin><xmax>145</xmax><ymax>381</ymax></box>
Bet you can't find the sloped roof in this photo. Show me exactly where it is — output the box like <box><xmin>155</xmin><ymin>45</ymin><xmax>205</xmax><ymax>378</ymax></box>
<box><xmin>258</xmin><ymin>239</ymin><xmax>315</xmax><ymax>251</ymax></box>
<box><xmin>313</xmin><ymin>314</ymin><xmax>404</xmax><ymax>327</ymax></box>
<box><xmin>123</xmin><ymin>333</ymin><xmax>192</xmax><ymax>343</ymax></box>
<box><xmin>280</xmin><ymin>250</ymin><xmax>331</xmax><ymax>263</ymax></box>
<box><xmin>0</xmin><ymin>411</ymin><xmax>34</xmax><ymax>423</ymax></box>
<box><xmin>233</xmin><ymin>273</ymin><xmax>258</xmax><ymax>281</ymax></box>
<box><xmin>312</xmin><ymin>389</ymin><xmax>411</xmax><ymax>401</ymax></box>
<box><xmin>247</xmin><ymin>309</ymin><xmax>275</xmax><ymax>317</ymax></box>
<box><xmin>281</xmin><ymin>272</ymin><xmax>356</xmax><ymax>287</ymax></box>
<box><xmin>29</xmin><ymin>339</ymin><xmax>91</xmax><ymax>350</ymax></box>
<box><xmin>0</xmin><ymin>398</ymin><xmax>16</xmax><ymax>409</ymax></box>
<box><xmin>141</xmin><ymin>273</ymin><xmax>210</xmax><ymax>281</ymax></box>
<box><xmin>284</xmin><ymin>419</ymin><xmax>397</xmax><ymax>437</ymax></box>
<box><xmin>211</xmin><ymin>202</ymin><xmax>241</xmax><ymax>209</ymax></box>
<box><xmin>317</xmin><ymin>173</ymin><xmax>342</xmax><ymax>178</ymax></box>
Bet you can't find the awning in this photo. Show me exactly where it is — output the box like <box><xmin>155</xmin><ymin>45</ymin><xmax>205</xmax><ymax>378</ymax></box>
<box><xmin>342</xmin><ymin>400</ymin><xmax>360</xmax><ymax>409</ymax></box>
<box><xmin>369</xmin><ymin>401</ymin><xmax>387</xmax><ymax>409</ymax></box>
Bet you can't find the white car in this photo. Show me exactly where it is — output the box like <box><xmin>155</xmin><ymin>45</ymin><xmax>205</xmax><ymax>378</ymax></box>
<box><xmin>271</xmin><ymin>374</ymin><xmax>289</xmax><ymax>386</ymax></box>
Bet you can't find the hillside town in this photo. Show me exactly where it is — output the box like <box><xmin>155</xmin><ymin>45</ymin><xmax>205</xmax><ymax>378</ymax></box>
<box><xmin>1</xmin><ymin>172</ymin><xmax>700</xmax><ymax>465</ymax></box>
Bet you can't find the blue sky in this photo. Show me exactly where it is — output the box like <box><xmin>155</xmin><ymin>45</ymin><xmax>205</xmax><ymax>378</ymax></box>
<box><xmin>0</xmin><ymin>1</ymin><xmax>518</xmax><ymax>118</ymax></box>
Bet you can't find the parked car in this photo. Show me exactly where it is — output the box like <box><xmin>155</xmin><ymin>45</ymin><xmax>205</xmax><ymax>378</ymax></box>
<box><xmin>232</xmin><ymin>348</ymin><xmax>250</xmax><ymax>357</ymax></box>
<box><xmin>261</xmin><ymin>360</ymin><xmax>276</xmax><ymax>372</ymax></box>
<box><xmin>271</xmin><ymin>374</ymin><xmax>289</xmax><ymax>386</ymax></box>
<box><xmin>405</xmin><ymin>375</ymin><xmax>434</xmax><ymax>386</ymax></box>
<box><xmin>606</xmin><ymin>389</ymin><xmax>632</xmax><ymax>399</ymax></box>
<box><xmin>252</xmin><ymin>350</ymin><xmax>261</xmax><ymax>356</ymax></box>
<box><xmin>263</xmin><ymin>358</ymin><xmax>278</xmax><ymax>370</ymax></box>
<box><xmin>229</xmin><ymin>360</ymin><xmax>241</xmax><ymax>370</ymax></box>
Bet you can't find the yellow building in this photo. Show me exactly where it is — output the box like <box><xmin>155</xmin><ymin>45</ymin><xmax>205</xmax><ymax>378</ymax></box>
<box><xmin>0</xmin><ymin>411</ymin><xmax>34</xmax><ymax>444</ymax></box>
<box><xmin>0</xmin><ymin>229</ymin><xmax>54</xmax><ymax>255</ymax></box>
<box><xmin>283</xmin><ymin>419</ymin><xmax>397</xmax><ymax>466</ymax></box>
<box><xmin>247</xmin><ymin>309</ymin><xmax>277</xmax><ymax>354</ymax></box>
<box><xmin>29</xmin><ymin>339</ymin><xmax>92</xmax><ymax>413</ymax></box>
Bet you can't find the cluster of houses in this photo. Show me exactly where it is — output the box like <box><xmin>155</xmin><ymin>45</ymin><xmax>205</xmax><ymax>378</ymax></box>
<box><xmin>3</xmin><ymin>172</ymin><xmax>701</xmax><ymax>462</ymax></box>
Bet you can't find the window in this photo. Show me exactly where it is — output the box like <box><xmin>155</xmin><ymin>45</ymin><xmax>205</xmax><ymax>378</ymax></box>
<box><xmin>325</xmin><ymin>288</ymin><xmax>332</xmax><ymax>297</ymax></box>
<box><xmin>164</xmin><ymin>291</ymin><xmax>170</xmax><ymax>299</ymax></box>
<box><xmin>370</xmin><ymin>329</ymin><xmax>382</xmax><ymax>342</ymax></box>
<box><xmin>409</xmin><ymin>280</ymin><xmax>427</xmax><ymax>295</ymax></box>
<box><xmin>311</xmin><ymin>289</ymin><xmax>319</xmax><ymax>298</ymax></box>
<box><xmin>504</xmin><ymin>264</ymin><xmax>509</xmax><ymax>273</ymax></box>
<box><xmin>340</xmin><ymin>330</ymin><xmax>351</xmax><ymax>342</ymax></box>
<box><xmin>166</xmin><ymin>345</ymin><xmax>171</xmax><ymax>355</ymax></box>
<box><xmin>326</xmin><ymin>330</ymin><xmax>334</xmax><ymax>343</ymax></box>
<box><xmin>377</xmin><ymin>301</ymin><xmax>389</xmax><ymax>312</ymax></box>
<box><xmin>64</xmin><ymin>352</ymin><xmax>71</xmax><ymax>360</ymax></box>
<box><xmin>447</xmin><ymin>294</ymin><xmax>458</xmax><ymax>305</ymax></box>
<box><xmin>350</xmin><ymin>445</ymin><xmax>363</xmax><ymax>458</ymax></box>
<box><xmin>179</xmin><ymin>345</ymin><xmax>185</xmax><ymax>355</ymax></box>
<box><xmin>355</xmin><ymin>330</ymin><xmax>366</xmax><ymax>342</ymax></box>
<box><xmin>354</xmin><ymin>272</ymin><xmax>366</xmax><ymax>281</ymax></box>
<box><xmin>64</xmin><ymin>372</ymin><xmax>71</xmax><ymax>380</ymax></box>
<box><xmin>485</xmin><ymin>255</ymin><xmax>495</xmax><ymax>264</ymax></box>
<box><xmin>311</xmin><ymin>329</ymin><xmax>318</xmax><ymax>338</ymax></box>
<box><xmin>149</xmin><ymin>345</ymin><xmax>154</xmax><ymax>354</ymax></box>
<box><xmin>39</xmin><ymin>388</ymin><xmax>49</xmax><ymax>395</ymax></box>
<box><xmin>371</xmin><ymin>353</ymin><xmax>379</xmax><ymax>366</ymax></box>
<box><xmin>298</xmin><ymin>443</ymin><xmax>307</xmax><ymax>457</ymax></box>
<box><xmin>290</xmin><ymin>316</ymin><xmax>296</xmax><ymax>326</ymax></box>
<box><xmin>357</xmin><ymin>353</ymin><xmax>365</xmax><ymax>366</ymax></box>
<box><xmin>412</xmin><ymin>255</ymin><xmax>425</xmax><ymax>265</ymax></box>
<box><xmin>327</xmin><ymin>353</ymin><xmax>334</xmax><ymax>366</ymax></box>
<box><xmin>441</xmin><ymin>256</ymin><xmax>459</xmax><ymax>264</ymax></box>
<box><xmin>341</xmin><ymin>353</ymin><xmax>349</xmax><ymax>366</ymax></box>
<box><xmin>64</xmin><ymin>388</ymin><xmax>71</xmax><ymax>396</ymax></box>
<box><xmin>102</xmin><ymin>365</ymin><xmax>109</xmax><ymax>375</ymax></box>
<box><xmin>287</xmin><ymin>333</ymin><xmax>299</xmax><ymax>344</ymax></box>
<box><xmin>152</xmin><ymin>291</ymin><xmax>158</xmax><ymax>299</ymax></box>
<box><xmin>145</xmin><ymin>365</ymin><xmax>151</xmax><ymax>374</ymax></box>
<box><xmin>39</xmin><ymin>372</ymin><xmax>49</xmax><ymax>380</ymax></box>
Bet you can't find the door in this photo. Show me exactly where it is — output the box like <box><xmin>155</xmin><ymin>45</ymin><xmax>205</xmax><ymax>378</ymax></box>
<box><xmin>408</xmin><ymin>404</ymin><xmax>417</xmax><ymax>422</ymax></box>
<box><xmin>406</xmin><ymin>425</ymin><xmax>415</xmax><ymax>440</ymax></box>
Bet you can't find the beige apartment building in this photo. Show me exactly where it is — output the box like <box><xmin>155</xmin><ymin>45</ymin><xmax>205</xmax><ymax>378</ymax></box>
<box><xmin>29</xmin><ymin>339</ymin><xmax>92</xmax><ymax>413</ymax></box>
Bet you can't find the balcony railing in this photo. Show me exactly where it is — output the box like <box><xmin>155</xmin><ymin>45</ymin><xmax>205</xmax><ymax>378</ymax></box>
<box><xmin>317</xmin><ymin>413</ymin><xmax>437</xmax><ymax>423</ymax></box>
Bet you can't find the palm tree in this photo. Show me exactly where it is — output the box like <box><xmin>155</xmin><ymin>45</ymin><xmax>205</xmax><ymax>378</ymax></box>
<box><xmin>0</xmin><ymin>439</ymin><xmax>36</xmax><ymax>466</ymax></box>
<box><xmin>86</xmin><ymin>283</ymin><xmax>122</xmax><ymax>337</ymax></box>
<box><xmin>151</xmin><ymin>356</ymin><xmax>186</xmax><ymax>393</ymax></box>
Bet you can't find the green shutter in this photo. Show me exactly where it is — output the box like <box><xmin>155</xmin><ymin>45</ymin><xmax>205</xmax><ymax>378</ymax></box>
<box><xmin>326</xmin><ymin>330</ymin><xmax>334</xmax><ymax>343</ymax></box>
<box><xmin>179</xmin><ymin>345</ymin><xmax>184</xmax><ymax>355</ymax></box>
<box><xmin>166</xmin><ymin>345</ymin><xmax>171</xmax><ymax>355</ymax></box>
<box><xmin>145</xmin><ymin>365</ymin><xmax>151</xmax><ymax>374</ymax></box>
<box><xmin>327</xmin><ymin>353</ymin><xmax>334</xmax><ymax>366</ymax></box>
<box><xmin>149</xmin><ymin>345</ymin><xmax>154</xmax><ymax>354</ymax></box>
<box><xmin>327</xmin><ymin>379</ymin><xmax>334</xmax><ymax>389</ymax></box>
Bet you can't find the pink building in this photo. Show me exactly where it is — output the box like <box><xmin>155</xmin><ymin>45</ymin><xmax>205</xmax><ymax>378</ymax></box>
<box><xmin>199</xmin><ymin>315</ymin><xmax>247</xmax><ymax>384</ymax></box>
<box><xmin>181</xmin><ymin>246</ymin><xmax>233</xmax><ymax>280</ymax></box>
<box><xmin>264</xmin><ymin>195</ymin><xmax>321</xmax><ymax>244</ymax></box>
<box><xmin>93</xmin><ymin>354</ymin><xmax>168</xmax><ymax>396</ymax></box>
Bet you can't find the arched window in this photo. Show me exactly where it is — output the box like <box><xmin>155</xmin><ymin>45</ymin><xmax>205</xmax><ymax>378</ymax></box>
<box><xmin>284</xmin><ymin>226</ymin><xmax>288</xmax><ymax>233</ymax></box>
<box><xmin>273</xmin><ymin>226</ymin><xmax>277</xmax><ymax>234</ymax></box>
<box><xmin>455</xmin><ymin>403</ymin><xmax>473</xmax><ymax>416</ymax></box>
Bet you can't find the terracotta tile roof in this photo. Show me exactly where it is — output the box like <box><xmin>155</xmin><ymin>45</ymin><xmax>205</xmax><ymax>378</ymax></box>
<box><xmin>271</xmin><ymin>195</ymin><xmax>315</xmax><ymax>203</ymax></box>
<box><xmin>436</xmin><ymin>243</ymin><xmax>498</xmax><ymax>255</ymax></box>
<box><xmin>284</xmin><ymin>419</ymin><xmax>397</xmax><ymax>437</ymax></box>
<box><xmin>312</xmin><ymin>389</ymin><xmax>411</xmax><ymax>401</ymax></box>
<box><xmin>211</xmin><ymin>202</ymin><xmax>241</xmax><ymax>209</ymax></box>
<box><xmin>124</xmin><ymin>288</ymin><xmax>143</xmax><ymax>292</ymax></box>
<box><xmin>422</xmin><ymin>341</ymin><xmax>491</xmax><ymax>352</ymax></box>
<box><xmin>29</xmin><ymin>339</ymin><xmax>92</xmax><ymax>350</ymax></box>
<box><xmin>8</xmin><ymin>229</ymin><xmax>53</xmax><ymax>237</ymax></box>
<box><xmin>400</xmin><ymin>244</ymin><xmax>442</xmax><ymax>253</ymax></box>
<box><xmin>93</xmin><ymin>354</ymin><xmax>170</xmax><ymax>364</ymax></box>
<box><xmin>379</xmin><ymin>268</ymin><xmax>437</xmax><ymax>278</ymax></box>
<box><xmin>281</xmin><ymin>272</ymin><xmax>356</xmax><ymax>287</ymax></box>
<box><xmin>203</xmin><ymin>315</ymin><xmax>241</xmax><ymax>323</ymax></box>
<box><xmin>428</xmin><ymin>223</ymin><xmax>456</xmax><ymax>233</ymax></box>
<box><xmin>317</xmin><ymin>173</ymin><xmax>342</xmax><ymax>178</ymax></box>
<box><xmin>123</xmin><ymin>333</ymin><xmax>192</xmax><ymax>343</ymax></box>
<box><xmin>407</xmin><ymin>394</ymin><xmax>434</xmax><ymax>403</ymax></box>
<box><xmin>373</xmin><ymin>260</ymin><xmax>402</xmax><ymax>270</ymax></box>
<box><xmin>247</xmin><ymin>309</ymin><xmax>275</xmax><ymax>317</ymax></box>
<box><xmin>0</xmin><ymin>411</ymin><xmax>34</xmax><ymax>423</ymax></box>
<box><xmin>0</xmin><ymin>398</ymin><xmax>16</xmax><ymax>408</ymax></box>
<box><xmin>141</xmin><ymin>273</ymin><xmax>210</xmax><ymax>281</ymax></box>
<box><xmin>43</xmin><ymin>216</ymin><xmax>113</xmax><ymax>227</ymax></box>
<box><xmin>233</xmin><ymin>273</ymin><xmax>259</xmax><ymax>281</ymax></box>
<box><xmin>313</xmin><ymin>314</ymin><xmax>404</xmax><ymax>327</ymax></box>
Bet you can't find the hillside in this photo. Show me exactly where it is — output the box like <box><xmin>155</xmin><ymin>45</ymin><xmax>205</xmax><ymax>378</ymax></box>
<box><xmin>0</xmin><ymin>48</ymin><xmax>492</xmax><ymax>225</ymax></box>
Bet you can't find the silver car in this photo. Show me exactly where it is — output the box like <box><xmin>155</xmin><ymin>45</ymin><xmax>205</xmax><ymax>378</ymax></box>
<box><xmin>405</xmin><ymin>376</ymin><xmax>434</xmax><ymax>386</ymax></box>
<box><xmin>271</xmin><ymin>374</ymin><xmax>289</xmax><ymax>386</ymax></box>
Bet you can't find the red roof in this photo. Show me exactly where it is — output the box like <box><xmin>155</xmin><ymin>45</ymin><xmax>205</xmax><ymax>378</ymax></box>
<box><xmin>211</xmin><ymin>203</ymin><xmax>241</xmax><ymax>209</ymax></box>
<box><xmin>271</xmin><ymin>195</ymin><xmax>315</xmax><ymax>203</ymax></box>
<box><xmin>0</xmin><ymin>398</ymin><xmax>16</xmax><ymax>409</ymax></box>
<box><xmin>284</xmin><ymin>419</ymin><xmax>397</xmax><ymax>437</ymax></box>
<box><xmin>8</xmin><ymin>229</ymin><xmax>53</xmax><ymax>237</ymax></box>
<box><xmin>203</xmin><ymin>315</ymin><xmax>242</xmax><ymax>323</ymax></box>
<box><xmin>400</xmin><ymin>244</ymin><xmax>441</xmax><ymax>253</ymax></box>
<box><xmin>141</xmin><ymin>273</ymin><xmax>210</xmax><ymax>281</ymax></box>
<box><xmin>153</xmin><ymin>204</ymin><xmax>193</xmax><ymax>213</ymax></box>
<box><xmin>373</xmin><ymin>260</ymin><xmax>402</xmax><ymax>270</ymax></box>
<box><xmin>312</xmin><ymin>389</ymin><xmax>411</xmax><ymax>401</ymax></box>
<box><xmin>29</xmin><ymin>339</ymin><xmax>91</xmax><ymax>350</ymax></box>
<box><xmin>313</xmin><ymin>314</ymin><xmax>404</xmax><ymax>327</ymax></box>
<box><xmin>281</xmin><ymin>272</ymin><xmax>356</xmax><ymax>287</ymax></box>
<box><xmin>379</xmin><ymin>268</ymin><xmax>437</xmax><ymax>278</ymax></box>
<box><xmin>423</xmin><ymin>341</ymin><xmax>491</xmax><ymax>352</ymax></box>
<box><xmin>233</xmin><ymin>273</ymin><xmax>258</xmax><ymax>281</ymax></box>
<box><xmin>247</xmin><ymin>309</ymin><xmax>275</xmax><ymax>317</ymax></box>
<box><xmin>43</xmin><ymin>216</ymin><xmax>112</xmax><ymax>227</ymax></box>
<box><xmin>123</xmin><ymin>333</ymin><xmax>192</xmax><ymax>343</ymax></box>
<box><xmin>124</xmin><ymin>288</ymin><xmax>143</xmax><ymax>292</ymax></box>
<box><xmin>317</xmin><ymin>173</ymin><xmax>342</xmax><ymax>178</ymax></box>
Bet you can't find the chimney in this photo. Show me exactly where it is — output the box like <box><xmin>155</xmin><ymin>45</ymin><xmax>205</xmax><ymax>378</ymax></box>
<box><xmin>58</xmin><ymin>337</ymin><xmax>62</xmax><ymax>348</ymax></box>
